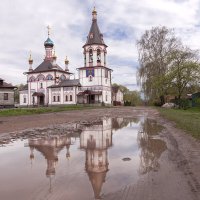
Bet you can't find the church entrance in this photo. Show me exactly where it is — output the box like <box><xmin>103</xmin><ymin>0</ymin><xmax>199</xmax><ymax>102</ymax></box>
<box><xmin>77</xmin><ymin>90</ymin><xmax>102</xmax><ymax>104</ymax></box>
<box><xmin>32</xmin><ymin>92</ymin><xmax>45</xmax><ymax>106</ymax></box>
<box><xmin>39</xmin><ymin>95</ymin><xmax>44</xmax><ymax>105</ymax></box>
<box><xmin>88</xmin><ymin>95</ymin><xmax>95</xmax><ymax>104</ymax></box>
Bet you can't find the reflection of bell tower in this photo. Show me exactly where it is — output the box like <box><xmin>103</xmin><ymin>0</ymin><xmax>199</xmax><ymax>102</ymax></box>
<box><xmin>80</xmin><ymin>118</ymin><xmax>112</xmax><ymax>199</ymax></box>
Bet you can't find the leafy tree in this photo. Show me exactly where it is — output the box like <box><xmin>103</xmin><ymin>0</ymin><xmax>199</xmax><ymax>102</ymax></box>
<box><xmin>112</xmin><ymin>83</ymin><xmax>142</xmax><ymax>106</ymax></box>
<box><xmin>112</xmin><ymin>83</ymin><xmax>129</xmax><ymax>94</ymax></box>
<box><xmin>168</xmin><ymin>47</ymin><xmax>200</xmax><ymax>106</ymax></box>
<box><xmin>124</xmin><ymin>91</ymin><xmax>142</xmax><ymax>106</ymax></box>
<box><xmin>14</xmin><ymin>84</ymin><xmax>27</xmax><ymax>103</ymax></box>
<box><xmin>137</xmin><ymin>26</ymin><xmax>181</xmax><ymax>105</ymax></box>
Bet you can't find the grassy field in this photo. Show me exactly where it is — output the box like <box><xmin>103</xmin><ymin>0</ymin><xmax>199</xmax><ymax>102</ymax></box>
<box><xmin>158</xmin><ymin>107</ymin><xmax>200</xmax><ymax>139</ymax></box>
<box><xmin>0</xmin><ymin>105</ymin><xmax>104</xmax><ymax>117</ymax></box>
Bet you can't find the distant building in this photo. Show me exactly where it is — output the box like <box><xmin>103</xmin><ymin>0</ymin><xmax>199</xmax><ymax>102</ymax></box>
<box><xmin>0</xmin><ymin>78</ymin><xmax>16</xmax><ymax>108</ymax></box>
<box><xmin>112</xmin><ymin>86</ymin><xmax>124</xmax><ymax>106</ymax></box>
<box><xmin>20</xmin><ymin>8</ymin><xmax>113</xmax><ymax>107</ymax></box>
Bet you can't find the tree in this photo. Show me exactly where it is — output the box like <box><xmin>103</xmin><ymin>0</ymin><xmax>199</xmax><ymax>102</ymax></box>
<box><xmin>137</xmin><ymin>26</ymin><xmax>181</xmax><ymax>105</ymax></box>
<box><xmin>112</xmin><ymin>83</ymin><xmax>142</xmax><ymax>106</ymax></box>
<box><xmin>168</xmin><ymin>47</ymin><xmax>200</xmax><ymax>106</ymax></box>
<box><xmin>124</xmin><ymin>91</ymin><xmax>142</xmax><ymax>106</ymax></box>
<box><xmin>14</xmin><ymin>84</ymin><xmax>27</xmax><ymax>103</ymax></box>
<box><xmin>112</xmin><ymin>83</ymin><xmax>129</xmax><ymax>94</ymax></box>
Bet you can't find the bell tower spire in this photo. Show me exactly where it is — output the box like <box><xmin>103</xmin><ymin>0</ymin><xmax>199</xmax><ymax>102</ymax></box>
<box><xmin>92</xmin><ymin>6</ymin><xmax>97</xmax><ymax>20</ymax></box>
<box><xmin>83</xmin><ymin>7</ymin><xmax>107</xmax><ymax>67</ymax></box>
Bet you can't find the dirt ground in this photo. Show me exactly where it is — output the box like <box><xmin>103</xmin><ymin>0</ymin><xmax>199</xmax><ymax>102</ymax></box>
<box><xmin>0</xmin><ymin>107</ymin><xmax>199</xmax><ymax>200</ymax></box>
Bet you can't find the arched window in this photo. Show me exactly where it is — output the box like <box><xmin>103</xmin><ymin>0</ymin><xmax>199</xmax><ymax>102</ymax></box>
<box><xmin>60</xmin><ymin>74</ymin><xmax>66</xmax><ymax>81</ymax></box>
<box><xmin>89</xmin><ymin>75</ymin><xmax>92</xmax><ymax>82</ymax></box>
<box><xmin>89</xmin><ymin>49</ymin><xmax>93</xmax><ymax>63</ymax></box>
<box><xmin>46</xmin><ymin>74</ymin><xmax>53</xmax><ymax>80</ymax></box>
<box><xmin>70</xmin><ymin>95</ymin><xmax>73</xmax><ymax>101</ymax></box>
<box><xmin>84</xmin><ymin>53</ymin><xmax>86</xmax><ymax>66</ymax></box>
<box><xmin>97</xmin><ymin>49</ymin><xmax>101</xmax><ymax>63</ymax></box>
<box><xmin>29</xmin><ymin>76</ymin><xmax>35</xmax><ymax>82</ymax></box>
<box><xmin>104</xmin><ymin>52</ymin><xmax>106</xmax><ymax>65</ymax></box>
<box><xmin>65</xmin><ymin>95</ymin><xmax>68</xmax><ymax>102</ymax></box>
<box><xmin>37</xmin><ymin>74</ymin><xmax>45</xmax><ymax>81</ymax></box>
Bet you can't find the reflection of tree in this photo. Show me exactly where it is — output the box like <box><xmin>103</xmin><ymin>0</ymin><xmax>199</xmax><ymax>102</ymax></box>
<box><xmin>137</xmin><ymin>119</ymin><xmax>166</xmax><ymax>174</ymax></box>
<box><xmin>112</xmin><ymin>118</ymin><xmax>139</xmax><ymax>131</ymax></box>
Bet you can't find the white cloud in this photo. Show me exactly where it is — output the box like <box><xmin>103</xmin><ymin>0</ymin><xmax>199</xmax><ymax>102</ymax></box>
<box><xmin>0</xmin><ymin>0</ymin><xmax>200</xmax><ymax>91</ymax></box>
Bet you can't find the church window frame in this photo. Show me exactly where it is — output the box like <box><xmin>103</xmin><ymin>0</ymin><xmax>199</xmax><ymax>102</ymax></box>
<box><xmin>90</xmin><ymin>33</ymin><xmax>94</xmax><ymax>39</ymax></box>
<box><xmin>29</xmin><ymin>76</ymin><xmax>35</xmax><ymax>82</ymax></box>
<box><xmin>97</xmin><ymin>49</ymin><xmax>101</xmax><ymax>63</ymax></box>
<box><xmin>104</xmin><ymin>52</ymin><xmax>106</xmax><ymax>65</ymax></box>
<box><xmin>57</xmin><ymin>96</ymin><xmax>60</xmax><ymax>102</ymax></box>
<box><xmin>65</xmin><ymin>95</ymin><xmax>68</xmax><ymax>102</ymax></box>
<box><xmin>37</xmin><ymin>74</ymin><xmax>45</xmax><ymax>81</ymax></box>
<box><xmin>70</xmin><ymin>95</ymin><xmax>73</xmax><ymax>101</ymax></box>
<box><xmin>40</xmin><ymin>82</ymin><xmax>43</xmax><ymax>89</ymax></box>
<box><xmin>89</xmin><ymin>49</ymin><xmax>93</xmax><ymax>63</ymax></box>
<box><xmin>23</xmin><ymin>95</ymin><xmax>26</xmax><ymax>103</ymax></box>
<box><xmin>60</xmin><ymin>74</ymin><xmax>66</xmax><ymax>81</ymax></box>
<box><xmin>105</xmin><ymin>69</ymin><xmax>108</xmax><ymax>78</ymax></box>
<box><xmin>4</xmin><ymin>93</ymin><xmax>8</xmax><ymax>100</ymax></box>
<box><xmin>53</xmin><ymin>96</ymin><xmax>56</xmax><ymax>102</ymax></box>
<box><xmin>46</xmin><ymin>74</ymin><xmax>53</xmax><ymax>80</ymax></box>
<box><xmin>89</xmin><ymin>75</ymin><xmax>93</xmax><ymax>82</ymax></box>
<box><xmin>86</xmin><ymin>69</ymin><xmax>95</xmax><ymax>77</ymax></box>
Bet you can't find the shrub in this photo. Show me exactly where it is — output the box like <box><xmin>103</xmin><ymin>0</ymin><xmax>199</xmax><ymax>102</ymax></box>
<box><xmin>195</xmin><ymin>98</ymin><xmax>200</xmax><ymax>107</ymax></box>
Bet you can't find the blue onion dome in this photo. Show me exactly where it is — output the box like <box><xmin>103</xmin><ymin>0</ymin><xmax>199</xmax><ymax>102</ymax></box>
<box><xmin>44</xmin><ymin>37</ymin><xmax>54</xmax><ymax>47</ymax></box>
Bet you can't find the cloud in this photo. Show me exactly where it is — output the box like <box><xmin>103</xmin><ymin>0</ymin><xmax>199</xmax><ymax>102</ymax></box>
<box><xmin>0</xmin><ymin>0</ymin><xmax>200</xmax><ymax>91</ymax></box>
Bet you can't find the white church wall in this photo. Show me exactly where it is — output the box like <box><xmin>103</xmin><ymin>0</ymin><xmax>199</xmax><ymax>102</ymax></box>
<box><xmin>19</xmin><ymin>91</ymin><xmax>28</xmax><ymax>106</ymax></box>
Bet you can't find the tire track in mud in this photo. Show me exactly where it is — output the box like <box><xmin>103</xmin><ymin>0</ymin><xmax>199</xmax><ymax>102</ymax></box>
<box><xmin>162</xmin><ymin>127</ymin><xmax>200</xmax><ymax>200</ymax></box>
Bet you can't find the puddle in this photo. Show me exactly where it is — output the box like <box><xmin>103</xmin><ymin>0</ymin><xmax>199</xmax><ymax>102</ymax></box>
<box><xmin>0</xmin><ymin>117</ymin><xmax>166</xmax><ymax>200</ymax></box>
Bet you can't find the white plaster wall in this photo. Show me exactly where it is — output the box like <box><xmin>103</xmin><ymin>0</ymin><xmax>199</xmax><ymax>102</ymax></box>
<box><xmin>19</xmin><ymin>90</ymin><xmax>28</xmax><ymax>106</ymax></box>
<box><xmin>26</xmin><ymin>71</ymin><xmax>70</xmax><ymax>106</ymax></box>
<box><xmin>79</xmin><ymin>68</ymin><xmax>111</xmax><ymax>88</ymax></box>
<box><xmin>116</xmin><ymin>90</ymin><xmax>124</xmax><ymax>103</ymax></box>
<box><xmin>49</xmin><ymin>86</ymin><xmax>77</xmax><ymax>105</ymax></box>
<box><xmin>80</xmin><ymin>118</ymin><xmax>112</xmax><ymax>149</ymax></box>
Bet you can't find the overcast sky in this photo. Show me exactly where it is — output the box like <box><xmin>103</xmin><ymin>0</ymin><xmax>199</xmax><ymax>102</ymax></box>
<box><xmin>0</xmin><ymin>0</ymin><xmax>200</xmax><ymax>90</ymax></box>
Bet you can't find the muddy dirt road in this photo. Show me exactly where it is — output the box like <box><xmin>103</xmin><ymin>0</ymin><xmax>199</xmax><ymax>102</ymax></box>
<box><xmin>0</xmin><ymin>107</ymin><xmax>199</xmax><ymax>200</ymax></box>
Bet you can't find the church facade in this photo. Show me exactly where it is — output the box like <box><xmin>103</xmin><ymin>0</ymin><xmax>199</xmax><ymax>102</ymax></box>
<box><xmin>20</xmin><ymin>8</ymin><xmax>113</xmax><ymax>106</ymax></box>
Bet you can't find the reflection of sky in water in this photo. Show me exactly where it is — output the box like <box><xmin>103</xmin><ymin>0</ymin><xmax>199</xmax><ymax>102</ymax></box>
<box><xmin>0</xmin><ymin>117</ymin><xmax>166</xmax><ymax>200</ymax></box>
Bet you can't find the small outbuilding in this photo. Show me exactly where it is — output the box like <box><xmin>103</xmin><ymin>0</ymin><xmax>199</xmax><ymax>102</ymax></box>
<box><xmin>0</xmin><ymin>78</ymin><xmax>16</xmax><ymax>108</ymax></box>
<box><xmin>112</xmin><ymin>86</ymin><xmax>124</xmax><ymax>106</ymax></box>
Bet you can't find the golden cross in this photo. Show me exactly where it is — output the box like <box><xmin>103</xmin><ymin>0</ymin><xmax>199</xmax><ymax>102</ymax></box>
<box><xmin>47</xmin><ymin>25</ymin><xmax>51</xmax><ymax>37</ymax></box>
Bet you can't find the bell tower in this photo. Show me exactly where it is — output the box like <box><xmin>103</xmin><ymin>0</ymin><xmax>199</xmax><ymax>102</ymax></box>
<box><xmin>83</xmin><ymin>7</ymin><xmax>107</xmax><ymax>67</ymax></box>
<box><xmin>77</xmin><ymin>7</ymin><xmax>113</xmax><ymax>105</ymax></box>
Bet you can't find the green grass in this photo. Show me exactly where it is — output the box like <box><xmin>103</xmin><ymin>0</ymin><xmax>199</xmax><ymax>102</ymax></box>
<box><xmin>158</xmin><ymin>107</ymin><xmax>200</xmax><ymax>139</ymax></box>
<box><xmin>0</xmin><ymin>105</ymin><xmax>106</xmax><ymax>117</ymax></box>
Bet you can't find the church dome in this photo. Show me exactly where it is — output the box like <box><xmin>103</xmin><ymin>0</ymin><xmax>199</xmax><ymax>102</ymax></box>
<box><xmin>44</xmin><ymin>37</ymin><xmax>54</xmax><ymax>47</ymax></box>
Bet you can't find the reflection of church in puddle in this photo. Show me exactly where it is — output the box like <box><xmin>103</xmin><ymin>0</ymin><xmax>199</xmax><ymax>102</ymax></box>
<box><xmin>27</xmin><ymin>118</ymin><xmax>113</xmax><ymax>199</ymax></box>
<box><xmin>80</xmin><ymin>118</ymin><xmax>112</xmax><ymax>199</ymax></box>
<box><xmin>28</xmin><ymin>135</ymin><xmax>75</xmax><ymax>179</ymax></box>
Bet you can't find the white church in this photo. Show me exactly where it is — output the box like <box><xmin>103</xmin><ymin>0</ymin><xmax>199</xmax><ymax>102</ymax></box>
<box><xmin>20</xmin><ymin>8</ymin><xmax>123</xmax><ymax>106</ymax></box>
